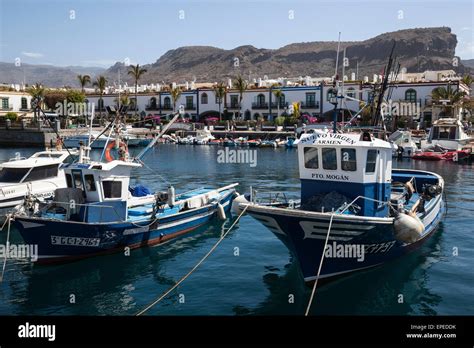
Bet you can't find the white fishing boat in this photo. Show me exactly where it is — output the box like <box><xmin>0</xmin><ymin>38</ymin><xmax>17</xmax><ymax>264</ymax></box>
<box><xmin>0</xmin><ymin>149</ymin><xmax>77</xmax><ymax>215</ymax></box>
<box><xmin>388</xmin><ymin>130</ymin><xmax>419</xmax><ymax>158</ymax></box>
<box><xmin>421</xmin><ymin>118</ymin><xmax>472</xmax><ymax>151</ymax></box>
<box><xmin>64</xmin><ymin>131</ymin><xmax>151</xmax><ymax>148</ymax></box>
<box><xmin>194</xmin><ymin>129</ymin><xmax>215</xmax><ymax>145</ymax></box>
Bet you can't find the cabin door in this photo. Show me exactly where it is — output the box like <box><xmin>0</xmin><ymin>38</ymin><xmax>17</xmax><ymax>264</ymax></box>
<box><xmin>375</xmin><ymin>150</ymin><xmax>384</xmax><ymax>211</ymax></box>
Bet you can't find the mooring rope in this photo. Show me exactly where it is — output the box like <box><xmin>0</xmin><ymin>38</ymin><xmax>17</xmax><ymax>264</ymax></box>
<box><xmin>135</xmin><ymin>204</ymin><xmax>249</xmax><ymax>316</ymax></box>
<box><xmin>304</xmin><ymin>212</ymin><xmax>335</xmax><ymax>316</ymax></box>
<box><xmin>0</xmin><ymin>214</ymin><xmax>12</xmax><ymax>282</ymax></box>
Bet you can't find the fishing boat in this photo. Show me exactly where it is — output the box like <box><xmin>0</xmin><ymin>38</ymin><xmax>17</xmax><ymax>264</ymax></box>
<box><xmin>0</xmin><ymin>149</ymin><xmax>77</xmax><ymax>216</ymax></box>
<box><xmin>11</xmin><ymin>113</ymin><xmax>239</xmax><ymax>263</ymax></box>
<box><xmin>388</xmin><ymin>130</ymin><xmax>419</xmax><ymax>158</ymax></box>
<box><xmin>64</xmin><ymin>131</ymin><xmax>150</xmax><ymax>148</ymax></box>
<box><xmin>248</xmin><ymin>139</ymin><xmax>261</xmax><ymax>147</ymax></box>
<box><xmin>194</xmin><ymin>129</ymin><xmax>215</xmax><ymax>145</ymax></box>
<box><xmin>233</xmin><ymin>130</ymin><xmax>445</xmax><ymax>284</ymax></box>
<box><xmin>421</xmin><ymin>118</ymin><xmax>472</xmax><ymax>151</ymax></box>
<box><xmin>223</xmin><ymin>138</ymin><xmax>236</xmax><ymax>147</ymax></box>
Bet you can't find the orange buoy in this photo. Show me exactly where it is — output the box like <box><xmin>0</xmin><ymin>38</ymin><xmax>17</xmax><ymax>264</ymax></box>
<box><xmin>105</xmin><ymin>140</ymin><xmax>128</xmax><ymax>162</ymax></box>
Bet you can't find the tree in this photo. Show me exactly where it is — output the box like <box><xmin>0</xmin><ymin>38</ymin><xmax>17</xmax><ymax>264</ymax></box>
<box><xmin>170</xmin><ymin>86</ymin><xmax>182</xmax><ymax>113</ymax></box>
<box><xmin>272</xmin><ymin>88</ymin><xmax>284</xmax><ymax>118</ymax></box>
<box><xmin>213</xmin><ymin>82</ymin><xmax>227</xmax><ymax>121</ymax></box>
<box><xmin>27</xmin><ymin>83</ymin><xmax>45</xmax><ymax>123</ymax></box>
<box><xmin>128</xmin><ymin>64</ymin><xmax>147</xmax><ymax>116</ymax></box>
<box><xmin>234</xmin><ymin>75</ymin><xmax>247</xmax><ymax>120</ymax></box>
<box><xmin>5</xmin><ymin>112</ymin><xmax>18</xmax><ymax>121</ymax></box>
<box><xmin>462</xmin><ymin>75</ymin><xmax>473</xmax><ymax>89</ymax></box>
<box><xmin>93</xmin><ymin>76</ymin><xmax>108</xmax><ymax>121</ymax></box>
<box><xmin>43</xmin><ymin>90</ymin><xmax>67</xmax><ymax>110</ymax></box>
<box><xmin>431</xmin><ymin>84</ymin><xmax>466</xmax><ymax>117</ymax></box>
<box><xmin>77</xmin><ymin>75</ymin><xmax>91</xmax><ymax>93</ymax></box>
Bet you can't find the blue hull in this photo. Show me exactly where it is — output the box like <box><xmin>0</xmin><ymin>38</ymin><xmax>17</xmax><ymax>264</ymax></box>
<box><xmin>247</xmin><ymin>191</ymin><xmax>444</xmax><ymax>283</ymax></box>
<box><xmin>14</xmin><ymin>192</ymin><xmax>234</xmax><ymax>263</ymax></box>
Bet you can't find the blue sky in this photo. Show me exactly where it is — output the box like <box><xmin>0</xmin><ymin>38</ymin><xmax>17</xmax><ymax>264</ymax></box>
<box><xmin>0</xmin><ymin>0</ymin><xmax>473</xmax><ymax>67</ymax></box>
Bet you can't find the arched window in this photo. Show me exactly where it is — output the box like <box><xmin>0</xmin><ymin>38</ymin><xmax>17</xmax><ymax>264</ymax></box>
<box><xmin>346</xmin><ymin>88</ymin><xmax>356</xmax><ymax>98</ymax></box>
<box><xmin>164</xmin><ymin>96</ymin><xmax>171</xmax><ymax>109</ymax></box>
<box><xmin>201</xmin><ymin>93</ymin><xmax>208</xmax><ymax>104</ymax></box>
<box><xmin>405</xmin><ymin>89</ymin><xmax>417</xmax><ymax>103</ymax></box>
<box><xmin>21</xmin><ymin>97</ymin><xmax>28</xmax><ymax>110</ymax></box>
<box><xmin>97</xmin><ymin>98</ymin><xmax>104</xmax><ymax>110</ymax></box>
<box><xmin>257</xmin><ymin>94</ymin><xmax>265</xmax><ymax>106</ymax></box>
<box><xmin>277</xmin><ymin>93</ymin><xmax>286</xmax><ymax>107</ymax></box>
<box><xmin>149</xmin><ymin>97</ymin><xmax>157</xmax><ymax>109</ymax></box>
<box><xmin>327</xmin><ymin>88</ymin><xmax>337</xmax><ymax>102</ymax></box>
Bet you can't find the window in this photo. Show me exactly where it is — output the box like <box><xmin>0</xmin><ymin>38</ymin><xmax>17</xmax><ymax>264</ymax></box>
<box><xmin>24</xmin><ymin>165</ymin><xmax>58</xmax><ymax>181</ymax></box>
<box><xmin>306</xmin><ymin>93</ymin><xmax>316</xmax><ymax>107</ymax></box>
<box><xmin>185</xmin><ymin>96</ymin><xmax>194</xmax><ymax>109</ymax></box>
<box><xmin>72</xmin><ymin>170</ymin><xmax>83</xmax><ymax>190</ymax></box>
<box><xmin>341</xmin><ymin>148</ymin><xmax>357</xmax><ymax>171</ymax></box>
<box><xmin>405</xmin><ymin>89</ymin><xmax>417</xmax><ymax>103</ymax></box>
<box><xmin>366</xmin><ymin>150</ymin><xmax>377</xmax><ymax>173</ymax></box>
<box><xmin>0</xmin><ymin>167</ymin><xmax>29</xmax><ymax>183</ymax></box>
<box><xmin>346</xmin><ymin>88</ymin><xmax>356</xmax><ymax>98</ymax></box>
<box><xmin>97</xmin><ymin>98</ymin><xmax>104</xmax><ymax>110</ymax></box>
<box><xmin>230</xmin><ymin>95</ymin><xmax>239</xmax><ymax>108</ymax></box>
<box><xmin>257</xmin><ymin>94</ymin><xmax>265</xmax><ymax>106</ymax></box>
<box><xmin>304</xmin><ymin>147</ymin><xmax>319</xmax><ymax>169</ymax></box>
<box><xmin>201</xmin><ymin>93</ymin><xmax>208</xmax><ymax>104</ymax></box>
<box><xmin>322</xmin><ymin>148</ymin><xmax>337</xmax><ymax>170</ymax></box>
<box><xmin>215</xmin><ymin>94</ymin><xmax>222</xmax><ymax>104</ymax></box>
<box><xmin>437</xmin><ymin>126</ymin><xmax>457</xmax><ymax>140</ymax></box>
<box><xmin>1</xmin><ymin>98</ymin><xmax>8</xmax><ymax>110</ymax></box>
<box><xmin>327</xmin><ymin>89</ymin><xmax>337</xmax><ymax>102</ymax></box>
<box><xmin>149</xmin><ymin>97</ymin><xmax>157</xmax><ymax>109</ymax></box>
<box><xmin>65</xmin><ymin>173</ymin><xmax>73</xmax><ymax>188</ymax></box>
<box><xmin>102</xmin><ymin>181</ymin><xmax>122</xmax><ymax>199</ymax></box>
<box><xmin>21</xmin><ymin>97</ymin><xmax>28</xmax><ymax>110</ymax></box>
<box><xmin>84</xmin><ymin>174</ymin><xmax>96</xmax><ymax>192</ymax></box>
<box><xmin>163</xmin><ymin>97</ymin><xmax>171</xmax><ymax>109</ymax></box>
<box><xmin>277</xmin><ymin>93</ymin><xmax>285</xmax><ymax>107</ymax></box>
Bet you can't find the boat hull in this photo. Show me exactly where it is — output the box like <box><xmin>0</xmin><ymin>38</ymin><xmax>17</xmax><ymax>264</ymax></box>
<box><xmin>246</xmin><ymin>191</ymin><xmax>444</xmax><ymax>283</ymax></box>
<box><xmin>13</xmin><ymin>191</ymin><xmax>234</xmax><ymax>263</ymax></box>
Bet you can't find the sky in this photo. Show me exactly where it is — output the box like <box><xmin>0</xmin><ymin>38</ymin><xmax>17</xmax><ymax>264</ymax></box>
<box><xmin>0</xmin><ymin>0</ymin><xmax>473</xmax><ymax>68</ymax></box>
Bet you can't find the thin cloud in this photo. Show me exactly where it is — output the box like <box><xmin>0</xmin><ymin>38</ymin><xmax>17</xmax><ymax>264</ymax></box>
<box><xmin>22</xmin><ymin>51</ymin><xmax>44</xmax><ymax>58</ymax></box>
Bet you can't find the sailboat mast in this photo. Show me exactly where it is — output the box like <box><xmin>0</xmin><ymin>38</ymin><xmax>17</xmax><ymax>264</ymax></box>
<box><xmin>373</xmin><ymin>41</ymin><xmax>396</xmax><ymax>127</ymax></box>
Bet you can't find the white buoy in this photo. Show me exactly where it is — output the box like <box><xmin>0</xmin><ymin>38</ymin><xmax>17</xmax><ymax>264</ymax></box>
<box><xmin>231</xmin><ymin>193</ymin><xmax>249</xmax><ymax>215</ymax></box>
<box><xmin>217</xmin><ymin>203</ymin><xmax>226</xmax><ymax>220</ymax></box>
<box><xmin>167</xmin><ymin>186</ymin><xmax>175</xmax><ymax>207</ymax></box>
<box><xmin>393</xmin><ymin>212</ymin><xmax>425</xmax><ymax>243</ymax></box>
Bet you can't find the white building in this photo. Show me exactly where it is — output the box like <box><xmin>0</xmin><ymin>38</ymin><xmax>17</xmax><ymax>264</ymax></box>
<box><xmin>0</xmin><ymin>91</ymin><xmax>33</xmax><ymax>117</ymax></box>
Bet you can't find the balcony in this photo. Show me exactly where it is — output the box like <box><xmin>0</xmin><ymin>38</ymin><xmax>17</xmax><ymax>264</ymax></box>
<box><xmin>270</xmin><ymin>102</ymin><xmax>289</xmax><ymax>109</ymax></box>
<box><xmin>252</xmin><ymin>102</ymin><xmax>268</xmax><ymax>109</ymax></box>
<box><xmin>228</xmin><ymin>104</ymin><xmax>239</xmax><ymax>109</ymax></box>
<box><xmin>162</xmin><ymin>105</ymin><xmax>173</xmax><ymax>110</ymax></box>
<box><xmin>185</xmin><ymin>104</ymin><xmax>196</xmax><ymax>110</ymax></box>
<box><xmin>301</xmin><ymin>102</ymin><xmax>319</xmax><ymax>109</ymax></box>
<box><xmin>1</xmin><ymin>104</ymin><xmax>13</xmax><ymax>111</ymax></box>
<box><xmin>145</xmin><ymin>104</ymin><xmax>159</xmax><ymax>111</ymax></box>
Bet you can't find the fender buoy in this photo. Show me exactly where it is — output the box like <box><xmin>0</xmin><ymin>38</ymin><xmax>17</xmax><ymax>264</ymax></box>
<box><xmin>105</xmin><ymin>140</ymin><xmax>128</xmax><ymax>162</ymax></box>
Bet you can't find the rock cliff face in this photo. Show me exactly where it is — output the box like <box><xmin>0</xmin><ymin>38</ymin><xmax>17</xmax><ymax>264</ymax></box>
<box><xmin>0</xmin><ymin>27</ymin><xmax>468</xmax><ymax>87</ymax></box>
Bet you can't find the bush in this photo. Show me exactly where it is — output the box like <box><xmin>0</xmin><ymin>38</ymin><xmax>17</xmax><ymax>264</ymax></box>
<box><xmin>285</xmin><ymin>116</ymin><xmax>298</xmax><ymax>126</ymax></box>
<box><xmin>274</xmin><ymin>116</ymin><xmax>285</xmax><ymax>126</ymax></box>
<box><xmin>5</xmin><ymin>112</ymin><xmax>18</xmax><ymax>121</ymax></box>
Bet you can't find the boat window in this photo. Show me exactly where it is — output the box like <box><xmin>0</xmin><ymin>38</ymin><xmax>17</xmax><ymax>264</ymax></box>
<box><xmin>35</xmin><ymin>153</ymin><xmax>62</xmax><ymax>158</ymax></box>
<box><xmin>322</xmin><ymin>148</ymin><xmax>337</xmax><ymax>170</ymax></box>
<box><xmin>103</xmin><ymin>181</ymin><xmax>122</xmax><ymax>199</ymax></box>
<box><xmin>0</xmin><ymin>167</ymin><xmax>29</xmax><ymax>183</ymax></box>
<box><xmin>72</xmin><ymin>171</ymin><xmax>83</xmax><ymax>190</ymax></box>
<box><xmin>303</xmin><ymin>147</ymin><xmax>319</xmax><ymax>169</ymax></box>
<box><xmin>84</xmin><ymin>174</ymin><xmax>96</xmax><ymax>192</ymax></box>
<box><xmin>63</xmin><ymin>155</ymin><xmax>77</xmax><ymax>164</ymax></box>
<box><xmin>24</xmin><ymin>164</ymin><xmax>58</xmax><ymax>181</ymax></box>
<box><xmin>65</xmin><ymin>173</ymin><xmax>73</xmax><ymax>188</ymax></box>
<box><xmin>341</xmin><ymin>148</ymin><xmax>357</xmax><ymax>171</ymax></box>
<box><xmin>366</xmin><ymin>150</ymin><xmax>377</xmax><ymax>173</ymax></box>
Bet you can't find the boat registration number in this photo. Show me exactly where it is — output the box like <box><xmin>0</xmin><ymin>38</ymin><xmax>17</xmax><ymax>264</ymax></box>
<box><xmin>364</xmin><ymin>241</ymin><xmax>396</xmax><ymax>254</ymax></box>
<box><xmin>51</xmin><ymin>235</ymin><xmax>100</xmax><ymax>247</ymax></box>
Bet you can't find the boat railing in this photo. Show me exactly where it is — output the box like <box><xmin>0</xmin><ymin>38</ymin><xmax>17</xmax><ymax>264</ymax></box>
<box><xmin>250</xmin><ymin>187</ymin><xmax>300</xmax><ymax>208</ymax></box>
<box><xmin>337</xmin><ymin>195</ymin><xmax>390</xmax><ymax>214</ymax></box>
<box><xmin>39</xmin><ymin>200</ymin><xmax>128</xmax><ymax>224</ymax></box>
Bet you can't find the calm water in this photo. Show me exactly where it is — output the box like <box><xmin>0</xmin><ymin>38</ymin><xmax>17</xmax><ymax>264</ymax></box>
<box><xmin>0</xmin><ymin>145</ymin><xmax>472</xmax><ymax>316</ymax></box>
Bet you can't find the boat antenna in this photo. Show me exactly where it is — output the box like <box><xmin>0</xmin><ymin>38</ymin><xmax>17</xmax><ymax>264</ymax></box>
<box><xmin>135</xmin><ymin>111</ymin><xmax>182</xmax><ymax>161</ymax></box>
<box><xmin>373</xmin><ymin>41</ymin><xmax>396</xmax><ymax>127</ymax></box>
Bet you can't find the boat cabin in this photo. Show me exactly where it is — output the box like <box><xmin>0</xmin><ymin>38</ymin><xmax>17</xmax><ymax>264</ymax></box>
<box><xmin>424</xmin><ymin>118</ymin><xmax>472</xmax><ymax>150</ymax></box>
<box><xmin>297</xmin><ymin>131</ymin><xmax>396</xmax><ymax>217</ymax></box>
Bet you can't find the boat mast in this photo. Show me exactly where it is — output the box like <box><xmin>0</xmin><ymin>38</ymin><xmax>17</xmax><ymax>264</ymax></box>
<box><xmin>373</xmin><ymin>41</ymin><xmax>396</xmax><ymax>127</ymax></box>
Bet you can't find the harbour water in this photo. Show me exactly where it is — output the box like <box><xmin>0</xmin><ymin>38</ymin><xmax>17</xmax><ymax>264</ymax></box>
<box><xmin>0</xmin><ymin>145</ymin><xmax>472</xmax><ymax>315</ymax></box>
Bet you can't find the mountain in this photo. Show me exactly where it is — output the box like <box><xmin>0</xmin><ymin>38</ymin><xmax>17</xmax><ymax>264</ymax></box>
<box><xmin>103</xmin><ymin>27</ymin><xmax>469</xmax><ymax>84</ymax></box>
<box><xmin>0</xmin><ymin>27</ymin><xmax>469</xmax><ymax>87</ymax></box>
<box><xmin>462</xmin><ymin>59</ymin><xmax>474</xmax><ymax>69</ymax></box>
<box><xmin>0</xmin><ymin>63</ymin><xmax>105</xmax><ymax>87</ymax></box>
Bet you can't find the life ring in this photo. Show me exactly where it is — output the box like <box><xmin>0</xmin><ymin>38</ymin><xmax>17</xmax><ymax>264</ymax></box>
<box><xmin>105</xmin><ymin>140</ymin><xmax>128</xmax><ymax>162</ymax></box>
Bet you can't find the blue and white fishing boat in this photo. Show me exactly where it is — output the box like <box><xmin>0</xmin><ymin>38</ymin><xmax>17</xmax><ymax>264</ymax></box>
<box><xmin>234</xmin><ymin>130</ymin><xmax>445</xmax><ymax>284</ymax></box>
<box><xmin>12</xmin><ymin>113</ymin><xmax>238</xmax><ymax>263</ymax></box>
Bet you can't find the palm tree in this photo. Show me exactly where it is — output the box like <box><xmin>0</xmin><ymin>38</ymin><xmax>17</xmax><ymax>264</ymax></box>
<box><xmin>77</xmin><ymin>75</ymin><xmax>90</xmax><ymax>93</ymax></box>
<box><xmin>234</xmin><ymin>75</ymin><xmax>247</xmax><ymax>120</ymax></box>
<box><xmin>128</xmin><ymin>64</ymin><xmax>147</xmax><ymax>116</ymax></box>
<box><xmin>431</xmin><ymin>84</ymin><xmax>466</xmax><ymax>117</ymax></box>
<box><xmin>93</xmin><ymin>76</ymin><xmax>108</xmax><ymax>121</ymax></box>
<box><xmin>462</xmin><ymin>75</ymin><xmax>473</xmax><ymax>91</ymax></box>
<box><xmin>170</xmin><ymin>86</ymin><xmax>182</xmax><ymax>114</ymax></box>
<box><xmin>213</xmin><ymin>82</ymin><xmax>227</xmax><ymax>121</ymax></box>
<box><xmin>272</xmin><ymin>88</ymin><xmax>284</xmax><ymax>118</ymax></box>
<box><xmin>27</xmin><ymin>83</ymin><xmax>45</xmax><ymax>123</ymax></box>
